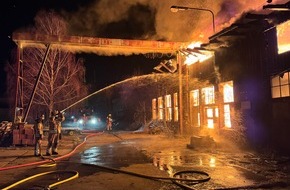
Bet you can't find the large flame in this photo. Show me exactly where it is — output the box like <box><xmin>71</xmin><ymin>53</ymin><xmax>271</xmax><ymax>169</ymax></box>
<box><xmin>184</xmin><ymin>42</ymin><xmax>214</xmax><ymax>65</ymax></box>
<box><xmin>277</xmin><ymin>19</ymin><xmax>290</xmax><ymax>54</ymax></box>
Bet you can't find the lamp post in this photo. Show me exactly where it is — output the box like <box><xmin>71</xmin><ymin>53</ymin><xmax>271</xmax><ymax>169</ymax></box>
<box><xmin>171</xmin><ymin>5</ymin><xmax>215</xmax><ymax>135</ymax></box>
<box><xmin>263</xmin><ymin>2</ymin><xmax>290</xmax><ymax>11</ymax></box>
<box><xmin>170</xmin><ymin>5</ymin><xmax>215</xmax><ymax>33</ymax></box>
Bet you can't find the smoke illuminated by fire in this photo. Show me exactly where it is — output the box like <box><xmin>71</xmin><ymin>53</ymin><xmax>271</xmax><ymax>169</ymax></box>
<box><xmin>63</xmin><ymin>0</ymin><xmax>284</xmax><ymax>45</ymax></box>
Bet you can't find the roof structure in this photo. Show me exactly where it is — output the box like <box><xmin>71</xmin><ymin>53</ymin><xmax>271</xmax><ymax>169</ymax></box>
<box><xmin>202</xmin><ymin>0</ymin><xmax>290</xmax><ymax>50</ymax></box>
<box><xmin>12</xmin><ymin>32</ymin><xmax>188</xmax><ymax>56</ymax></box>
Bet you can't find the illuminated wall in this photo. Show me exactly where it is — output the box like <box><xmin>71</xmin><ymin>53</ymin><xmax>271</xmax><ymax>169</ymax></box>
<box><xmin>173</xmin><ymin>93</ymin><xmax>179</xmax><ymax>122</ymax></box>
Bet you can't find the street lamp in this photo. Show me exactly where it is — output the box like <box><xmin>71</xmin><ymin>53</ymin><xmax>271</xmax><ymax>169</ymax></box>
<box><xmin>170</xmin><ymin>5</ymin><xmax>215</xmax><ymax>33</ymax></box>
<box><xmin>263</xmin><ymin>2</ymin><xmax>290</xmax><ymax>11</ymax></box>
<box><xmin>170</xmin><ymin>5</ymin><xmax>216</xmax><ymax>135</ymax></box>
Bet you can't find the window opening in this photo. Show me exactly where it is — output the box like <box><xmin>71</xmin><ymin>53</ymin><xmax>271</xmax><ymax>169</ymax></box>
<box><xmin>271</xmin><ymin>72</ymin><xmax>290</xmax><ymax>98</ymax></box>
<box><xmin>152</xmin><ymin>99</ymin><xmax>157</xmax><ymax>119</ymax></box>
<box><xmin>158</xmin><ymin>97</ymin><xmax>164</xmax><ymax>120</ymax></box>
<box><xmin>202</xmin><ymin>86</ymin><xmax>215</xmax><ymax>105</ymax></box>
<box><xmin>190</xmin><ymin>89</ymin><xmax>200</xmax><ymax>127</ymax></box>
<box><xmin>222</xmin><ymin>81</ymin><xmax>234</xmax><ymax>103</ymax></box>
<box><xmin>165</xmin><ymin>94</ymin><xmax>172</xmax><ymax>121</ymax></box>
<box><xmin>224</xmin><ymin>104</ymin><xmax>231</xmax><ymax>128</ymax></box>
<box><xmin>206</xmin><ymin>108</ymin><xmax>214</xmax><ymax>129</ymax></box>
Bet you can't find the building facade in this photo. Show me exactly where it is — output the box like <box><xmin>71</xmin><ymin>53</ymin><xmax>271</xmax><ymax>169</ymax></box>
<box><xmin>151</xmin><ymin>4</ymin><xmax>290</xmax><ymax>155</ymax></box>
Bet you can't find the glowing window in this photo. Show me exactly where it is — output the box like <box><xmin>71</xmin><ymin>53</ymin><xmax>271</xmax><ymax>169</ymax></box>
<box><xmin>215</xmin><ymin>108</ymin><xmax>219</xmax><ymax>117</ymax></box>
<box><xmin>165</xmin><ymin>95</ymin><xmax>172</xmax><ymax>121</ymax></box>
<box><xmin>191</xmin><ymin>89</ymin><xmax>199</xmax><ymax>106</ymax></box>
<box><xmin>202</xmin><ymin>86</ymin><xmax>215</xmax><ymax>105</ymax></box>
<box><xmin>271</xmin><ymin>72</ymin><xmax>290</xmax><ymax>98</ymax></box>
<box><xmin>224</xmin><ymin>104</ymin><xmax>231</xmax><ymax>128</ymax></box>
<box><xmin>277</xmin><ymin>20</ymin><xmax>290</xmax><ymax>54</ymax></box>
<box><xmin>173</xmin><ymin>93</ymin><xmax>179</xmax><ymax>121</ymax></box>
<box><xmin>158</xmin><ymin>97</ymin><xmax>164</xmax><ymax>120</ymax></box>
<box><xmin>190</xmin><ymin>89</ymin><xmax>201</xmax><ymax>127</ymax></box>
<box><xmin>221</xmin><ymin>81</ymin><xmax>234</xmax><ymax>103</ymax></box>
<box><xmin>152</xmin><ymin>99</ymin><xmax>157</xmax><ymax>120</ymax></box>
<box><xmin>206</xmin><ymin>108</ymin><xmax>214</xmax><ymax>129</ymax></box>
<box><xmin>207</xmin><ymin>108</ymin><xmax>213</xmax><ymax>117</ymax></box>
<box><xmin>207</xmin><ymin>119</ymin><xmax>214</xmax><ymax>129</ymax></box>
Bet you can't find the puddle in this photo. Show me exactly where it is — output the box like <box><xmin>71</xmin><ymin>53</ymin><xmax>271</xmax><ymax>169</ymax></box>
<box><xmin>153</xmin><ymin>152</ymin><xmax>220</xmax><ymax>169</ymax></box>
<box><xmin>70</xmin><ymin>142</ymin><xmax>151</xmax><ymax>168</ymax></box>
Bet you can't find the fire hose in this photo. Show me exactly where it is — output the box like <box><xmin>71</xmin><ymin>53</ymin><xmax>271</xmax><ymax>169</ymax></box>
<box><xmin>81</xmin><ymin>162</ymin><xmax>211</xmax><ymax>189</ymax></box>
<box><xmin>0</xmin><ymin>132</ymin><xmax>211</xmax><ymax>190</ymax></box>
<box><xmin>0</xmin><ymin>133</ymin><xmax>99</xmax><ymax>190</ymax></box>
<box><xmin>2</xmin><ymin>170</ymin><xmax>79</xmax><ymax>190</ymax></box>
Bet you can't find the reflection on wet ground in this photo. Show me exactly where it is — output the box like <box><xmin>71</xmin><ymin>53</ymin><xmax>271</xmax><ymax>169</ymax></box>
<box><xmin>63</xmin><ymin>135</ymin><xmax>290</xmax><ymax>189</ymax></box>
<box><xmin>153</xmin><ymin>153</ymin><xmax>218</xmax><ymax>170</ymax></box>
<box><xmin>1</xmin><ymin>132</ymin><xmax>289</xmax><ymax>190</ymax></box>
<box><xmin>70</xmin><ymin>142</ymin><xmax>151</xmax><ymax>168</ymax></box>
<box><xmin>151</xmin><ymin>149</ymin><xmax>290</xmax><ymax>189</ymax></box>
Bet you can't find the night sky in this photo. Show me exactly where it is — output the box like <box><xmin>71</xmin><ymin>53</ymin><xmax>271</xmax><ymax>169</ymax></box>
<box><xmin>0</xmin><ymin>0</ymin><xmax>278</xmax><ymax>97</ymax></box>
<box><xmin>0</xmin><ymin>0</ymin><xmax>161</xmax><ymax>97</ymax></box>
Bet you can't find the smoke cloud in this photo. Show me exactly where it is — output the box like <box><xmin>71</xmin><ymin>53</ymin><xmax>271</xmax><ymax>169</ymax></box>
<box><xmin>62</xmin><ymin>0</ymin><xmax>284</xmax><ymax>43</ymax></box>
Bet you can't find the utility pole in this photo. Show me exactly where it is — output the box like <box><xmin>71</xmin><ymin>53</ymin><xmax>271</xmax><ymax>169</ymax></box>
<box><xmin>177</xmin><ymin>51</ymin><xmax>184</xmax><ymax>135</ymax></box>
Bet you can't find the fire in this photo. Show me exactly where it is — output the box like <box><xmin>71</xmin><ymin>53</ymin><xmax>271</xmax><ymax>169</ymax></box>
<box><xmin>184</xmin><ymin>42</ymin><xmax>214</xmax><ymax>65</ymax></box>
<box><xmin>187</xmin><ymin>42</ymin><xmax>202</xmax><ymax>49</ymax></box>
<box><xmin>277</xmin><ymin>20</ymin><xmax>290</xmax><ymax>54</ymax></box>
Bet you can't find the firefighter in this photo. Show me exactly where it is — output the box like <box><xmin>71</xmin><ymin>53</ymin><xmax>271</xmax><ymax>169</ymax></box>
<box><xmin>33</xmin><ymin>114</ymin><xmax>45</xmax><ymax>156</ymax></box>
<box><xmin>53</xmin><ymin>110</ymin><xmax>65</xmax><ymax>154</ymax></box>
<box><xmin>106</xmin><ymin>114</ymin><xmax>113</xmax><ymax>131</ymax></box>
<box><xmin>46</xmin><ymin>113</ymin><xmax>58</xmax><ymax>156</ymax></box>
<box><xmin>57</xmin><ymin>110</ymin><xmax>65</xmax><ymax>131</ymax></box>
<box><xmin>81</xmin><ymin>113</ymin><xmax>88</xmax><ymax>129</ymax></box>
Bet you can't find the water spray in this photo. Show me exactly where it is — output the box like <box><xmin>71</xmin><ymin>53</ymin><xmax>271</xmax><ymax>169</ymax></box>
<box><xmin>61</xmin><ymin>73</ymin><xmax>168</xmax><ymax>113</ymax></box>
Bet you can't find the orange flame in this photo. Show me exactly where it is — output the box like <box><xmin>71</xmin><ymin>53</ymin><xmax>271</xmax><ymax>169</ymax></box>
<box><xmin>277</xmin><ymin>20</ymin><xmax>290</xmax><ymax>54</ymax></box>
<box><xmin>184</xmin><ymin>42</ymin><xmax>214</xmax><ymax>65</ymax></box>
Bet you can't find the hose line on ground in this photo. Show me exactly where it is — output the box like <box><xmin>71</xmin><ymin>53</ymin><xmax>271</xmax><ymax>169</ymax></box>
<box><xmin>81</xmin><ymin>162</ymin><xmax>210</xmax><ymax>189</ymax></box>
<box><xmin>0</xmin><ymin>133</ymin><xmax>100</xmax><ymax>171</ymax></box>
<box><xmin>37</xmin><ymin>157</ymin><xmax>57</xmax><ymax>168</ymax></box>
<box><xmin>0</xmin><ymin>133</ymin><xmax>101</xmax><ymax>190</ymax></box>
<box><xmin>2</xmin><ymin>170</ymin><xmax>79</xmax><ymax>190</ymax></box>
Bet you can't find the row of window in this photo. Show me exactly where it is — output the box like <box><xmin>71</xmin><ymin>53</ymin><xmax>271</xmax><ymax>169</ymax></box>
<box><xmin>152</xmin><ymin>81</ymin><xmax>234</xmax><ymax>129</ymax></box>
<box><xmin>152</xmin><ymin>93</ymin><xmax>178</xmax><ymax>121</ymax></box>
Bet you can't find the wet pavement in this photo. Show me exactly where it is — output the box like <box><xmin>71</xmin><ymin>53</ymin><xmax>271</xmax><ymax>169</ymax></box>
<box><xmin>0</xmin><ymin>131</ymin><xmax>290</xmax><ymax>189</ymax></box>
<box><xmin>71</xmin><ymin>142</ymin><xmax>151</xmax><ymax>168</ymax></box>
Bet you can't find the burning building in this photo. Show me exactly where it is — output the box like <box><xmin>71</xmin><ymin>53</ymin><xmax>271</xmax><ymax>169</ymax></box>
<box><xmin>150</xmin><ymin>1</ymin><xmax>290</xmax><ymax>154</ymax></box>
<box><xmin>10</xmin><ymin>1</ymin><xmax>290</xmax><ymax>154</ymax></box>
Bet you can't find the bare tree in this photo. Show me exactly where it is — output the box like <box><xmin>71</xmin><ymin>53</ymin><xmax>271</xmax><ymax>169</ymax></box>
<box><xmin>6</xmin><ymin>10</ymin><xmax>88</xmax><ymax>122</ymax></box>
